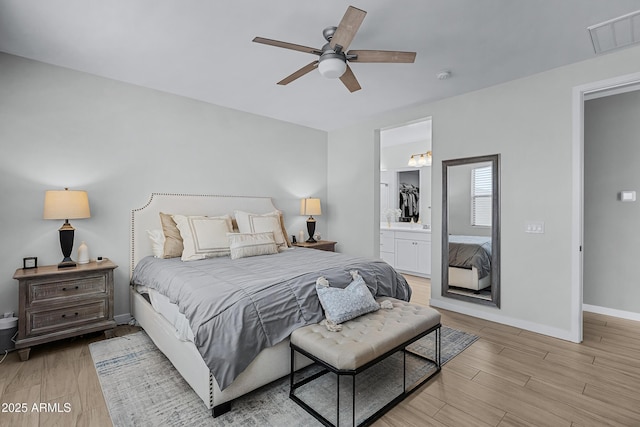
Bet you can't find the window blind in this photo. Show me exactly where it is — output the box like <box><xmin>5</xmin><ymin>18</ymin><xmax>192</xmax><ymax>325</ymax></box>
<box><xmin>471</xmin><ymin>166</ymin><xmax>492</xmax><ymax>227</ymax></box>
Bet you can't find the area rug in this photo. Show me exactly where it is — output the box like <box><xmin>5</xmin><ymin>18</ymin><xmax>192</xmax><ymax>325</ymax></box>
<box><xmin>90</xmin><ymin>326</ymin><xmax>477</xmax><ymax>427</ymax></box>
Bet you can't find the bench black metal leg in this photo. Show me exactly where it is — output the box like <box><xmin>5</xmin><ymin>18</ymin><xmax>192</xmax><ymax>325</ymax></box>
<box><xmin>352</xmin><ymin>375</ymin><xmax>356</xmax><ymax>427</ymax></box>
<box><xmin>290</xmin><ymin>347</ymin><xmax>295</xmax><ymax>393</ymax></box>
<box><xmin>434</xmin><ymin>327</ymin><xmax>441</xmax><ymax>367</ymax></box>
<box><xmin>403</xmin><ymin>348</ymin><xmax>407</xmax><ymax>392</ymax></box>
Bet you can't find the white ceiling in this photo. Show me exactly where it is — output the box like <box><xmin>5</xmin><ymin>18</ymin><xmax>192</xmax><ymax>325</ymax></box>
<box><xmin>1</xmin><ymin>1</ymin><xmax>639</xmax><ymax>131</ymax></box>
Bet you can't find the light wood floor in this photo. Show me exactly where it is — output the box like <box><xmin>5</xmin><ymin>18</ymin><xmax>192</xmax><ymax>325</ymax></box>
<box><xmin>1</xmin><ymin>276</ymin><xmax>639</xmax><ymax>427</ymax></box>
<box><xmin>381</xmin><ymin>275</ymin><xmax>640</xmax><ymax>427</ymax></box>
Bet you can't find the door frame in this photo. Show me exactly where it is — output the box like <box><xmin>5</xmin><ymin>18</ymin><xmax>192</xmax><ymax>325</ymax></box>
<box><xmin>571</xmin><ymin>71</ymin><xmax>640</xmax><ymax>343</ymax></box>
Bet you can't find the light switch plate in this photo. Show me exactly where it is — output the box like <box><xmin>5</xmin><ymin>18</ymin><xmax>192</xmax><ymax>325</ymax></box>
<box><xmin>525</xmin><ymin>221</ymin><xmax>545</xmax><ymax>234</ymax></box>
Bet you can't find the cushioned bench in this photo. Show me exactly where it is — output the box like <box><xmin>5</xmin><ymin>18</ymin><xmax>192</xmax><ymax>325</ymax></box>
<box><xmin>290</xmin><ymin>297</ymin><xmax>441</xmax><ymax>427</ymax></box>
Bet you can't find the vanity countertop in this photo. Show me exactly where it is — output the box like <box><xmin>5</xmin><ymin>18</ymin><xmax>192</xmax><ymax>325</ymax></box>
<box><xmin>381</xmin><ymin>223</ymin><xmax>431</xmax><ymax>234</ymax></box>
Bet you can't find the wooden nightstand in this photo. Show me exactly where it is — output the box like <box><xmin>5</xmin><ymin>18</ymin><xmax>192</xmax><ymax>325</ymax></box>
<box><xmin>292</xmin><ymin>240</ymin><xmax>337</xmax><ymax>252</ymax></box>
<box><xmin>13</xmin><ymin>259</ymin><xmax>117</xmax><ymax>361</ymax></box>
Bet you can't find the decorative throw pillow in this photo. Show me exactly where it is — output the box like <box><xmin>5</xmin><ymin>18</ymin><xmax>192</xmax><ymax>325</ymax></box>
<box><xmin>159</xmin><ymin>212</ymin><xmax>184</xmax><ymax>258</ymax></box>
<box><xmin>234</xmin><ymin>210</ymin><xmax>288</xmax><ymax>250</ymax></box>
<box><xmin>315</xmin><ymin>271</ymin><xmax>380</xmax><ymax>324</ymax></box>
<box><xmin>146</xmin><ymin>229</ymin><xmax>165</xmax><ymax>258</ymax></box>
<box><xmin>172</xmin><ymin>214</ymin><xmax>233</xmax><ymax>261</ymax></box>
<box><xmin>227</xmin><ymin>232</ymin><xmax>279</xmax><ymax>260</ymax></box>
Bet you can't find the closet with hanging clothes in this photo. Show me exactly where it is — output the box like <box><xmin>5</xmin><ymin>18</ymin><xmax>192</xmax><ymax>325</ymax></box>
<box><xmin>397</xmin><ymin>170</ymin><xmax>420</xmax><ymax>222</ymax></box>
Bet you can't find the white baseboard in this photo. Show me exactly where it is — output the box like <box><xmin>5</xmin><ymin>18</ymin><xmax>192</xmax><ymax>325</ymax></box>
<box><xmin>583</xmin><ymin>304</ymin><xmax>640</xmax><ymax>322</ymax></box>
<box><xmin>429</xmin><ymin>298</ymin><xmax>577</xmax><ymax>342</ymax></box>
<box><xmin>114</xmin><ymin>313</ymin><xmax>133</xmax><ymax>325</ymax></box>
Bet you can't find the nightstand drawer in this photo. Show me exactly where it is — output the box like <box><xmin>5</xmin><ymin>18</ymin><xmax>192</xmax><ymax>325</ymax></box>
<box><xmin>27</xmin><ymin>299</ymin><xmax>108</xmax><ymax>336</ymax></box>
<box><xmin>28</xmin><ymin>274</ymin><xmax>107</xmax><ymax>304</ymax></box>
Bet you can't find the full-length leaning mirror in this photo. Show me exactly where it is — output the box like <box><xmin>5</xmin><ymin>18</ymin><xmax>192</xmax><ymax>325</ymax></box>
<box><xmin>442</xmin><ymin>154</ymin><xmax>500</xmax><ymax>307</ymax></box>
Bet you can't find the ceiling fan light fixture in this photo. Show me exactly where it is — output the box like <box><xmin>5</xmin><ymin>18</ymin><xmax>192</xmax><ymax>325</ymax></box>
<box><xmin>253</xmin><ymin>5</ymin><xmax>415</xmax><ymax>92</ymax></box>
<box><xmin>318</xmin><ymin>52</ymin><xmax>347</xmax><ymax>79</ymax></box>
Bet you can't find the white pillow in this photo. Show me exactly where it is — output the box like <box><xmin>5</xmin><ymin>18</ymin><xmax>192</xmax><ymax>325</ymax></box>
<box><xmin>172</xmin><ymin>215</ymin><xmax>233</xmax><ymax>261</ymax></box>
<box><xmin>146</xmin><ymin>229</ymin><xmax>166</xmax><ymax>258</ymax></box>
<box><xmin>227</xmin><ymin>232</ymin><xmax>279</xmax><ymax>260</ymax></box>
<box><xmin>234</xmin><ymin>210</ymin><xmax>287</xmax><ymax>250</ymax></box>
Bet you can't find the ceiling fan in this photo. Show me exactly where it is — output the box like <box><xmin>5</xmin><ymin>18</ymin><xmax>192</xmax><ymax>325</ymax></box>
<box><xmin>253</xmin><ymin>5</ymin><xmax>416</xmax><ymax>93</ymax></box>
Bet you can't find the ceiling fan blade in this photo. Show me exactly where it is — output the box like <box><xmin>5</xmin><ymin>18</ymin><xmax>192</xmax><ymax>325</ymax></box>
<box><xmin>330</xmin><ymin>6</ymin><xmax>367</xmax><ymax>53</ymax></box>
<box><xmin>347</xmin><ymin>50</ymin><xmax>416</xmax><ymax>63</ymax></box>
<box><xmin>253</xmin><ymin>37</ymin><xmax>321</xmax><ymax>55</ymax></box>
<box><xmin>277</xmin><ymin>61</ymin><xmax>319</xmax><ymax>85</ymax></box>
<box><xmin>339</xmin><ymin>65</ymin><xmax>361</xmax><ymax>93</ymax></box>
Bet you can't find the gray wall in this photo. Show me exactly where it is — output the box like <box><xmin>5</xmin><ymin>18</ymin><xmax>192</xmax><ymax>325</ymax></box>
<box><xmin>0</xmin><ymin>53</ymin><xmax>328</xmax><ymax>319</ymax></box>
<box><xmin>328</xmin><ymin>43</ymin><xmax>640</xmax><ymax>340</ymax></box>
<box><xmin>584</xmin><ymin>90</ymin><xmax>640</xmax><ymax>314</ymax></box>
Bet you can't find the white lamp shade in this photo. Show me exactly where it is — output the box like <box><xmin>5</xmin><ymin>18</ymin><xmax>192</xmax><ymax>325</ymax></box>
<box><xmin>43</xmin><ymin>189</ymin><xmax>91</xmax><ymax>220</ymax></box>
<box><xmin>318</xmin><ymin>57</ymin><xmax>347</xmax><ymax>79</ymax></box>
<box><xmin>407</xmin><ymin>156</ymin><xmax>417</xmax><ymax>167</ymax></box>
<box><xmin>300</xmin><ymin>198</ymin><xmax>322</xmax><ymax>216</ymax></box>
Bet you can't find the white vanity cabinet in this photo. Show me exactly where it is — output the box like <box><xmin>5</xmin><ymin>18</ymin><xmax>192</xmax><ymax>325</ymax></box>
<box><xmin>379</xmin><ymin>230</ymin><xmax>395</xmax><ymax>266</ymax></box>
<box><xmin>379</xmin><ymin>227</ymin><xmax>431</xmax><ymax>278</ymax></box>
<box><xmin>394</xmin><ymin>231</ymin><xmax>431</xmax><ymax>277</ymax></box>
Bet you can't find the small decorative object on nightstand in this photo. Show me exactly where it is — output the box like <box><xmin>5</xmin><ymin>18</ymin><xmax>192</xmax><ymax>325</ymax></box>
<box><xmin>23</xmin><ymin>257</ymin><xmax>37</xmax><ymax>269</ymax></box>
<box><xmin>13</xmin><ymin>259</ymin><xmax>117</xmax><ymax>361</ymax></box>
<box><xmin>77</xmin><ymin>241</ymin><xmax>89</xmax><ymax>264</ymax></box>
<box><xmin>292</xmin><ymin>240</ymin><xmax>337</xmax><ymax>252</ymax></box>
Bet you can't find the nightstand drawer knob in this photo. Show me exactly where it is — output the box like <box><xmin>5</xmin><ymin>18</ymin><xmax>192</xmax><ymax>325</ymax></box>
<box><xmin>61</xmin><ymin>286</ymin><xmax>80</xmax><ymax>291</ymax></box>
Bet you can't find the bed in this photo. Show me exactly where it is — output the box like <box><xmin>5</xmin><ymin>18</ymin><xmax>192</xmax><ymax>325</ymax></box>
<box><xmin>129</xmin><ymin>193</ymin><xmax>412</xmax><ymax>416</ymax></box>
<box><xmin>448</xmin><ymin>235</ymin><xmax>492</xmax><ymax>291</ymax></box>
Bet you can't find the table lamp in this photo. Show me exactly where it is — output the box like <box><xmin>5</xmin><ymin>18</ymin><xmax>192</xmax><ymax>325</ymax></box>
<box><xmin>300</xmin><ymin>198</ymin><xmax>321</xmax><ymax>243</ymax></box>
<box><xmin>43</xmin><ymin>188</ymin><xmax>91</xmax><ymax>268</ymax></box>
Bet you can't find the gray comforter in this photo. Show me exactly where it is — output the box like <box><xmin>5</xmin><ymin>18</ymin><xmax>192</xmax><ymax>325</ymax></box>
<box><xmin>131</xmin><ymin>248</ymin><xmax>411</xmax><ymax>389</ymax></box>
<box><xmin>448</xmin><ymin>235</ymin><xmax>492</xmax><ymax>279</ymax></box>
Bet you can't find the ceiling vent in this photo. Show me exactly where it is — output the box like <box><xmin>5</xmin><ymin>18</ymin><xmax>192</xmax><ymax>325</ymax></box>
<box><xmin>588</xmin><ymin>10</ymin><xmax>640</xmax><ymax>54</ymax></box>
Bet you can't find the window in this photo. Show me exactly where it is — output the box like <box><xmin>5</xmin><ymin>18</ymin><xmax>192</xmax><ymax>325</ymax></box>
<box><xmin>471</xmin><ymin>165</ymin><xmax>492</xmax><ymax>227</ymax></box>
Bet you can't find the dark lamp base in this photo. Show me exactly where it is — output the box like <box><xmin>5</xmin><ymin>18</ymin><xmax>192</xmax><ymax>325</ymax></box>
<box><xmin>58</xmin><ymin>258</ymin><xmax>77</xmax><ymax>269</ymax></box>
<box><xmin>306</xmin><ymin>217</ymin><xmax>317</xmax><ymax>244</ymax></box>
<box><xmin>58</xmin><ymin>222</ymin><xmax>76</xmax><ymax>269</ymax></box>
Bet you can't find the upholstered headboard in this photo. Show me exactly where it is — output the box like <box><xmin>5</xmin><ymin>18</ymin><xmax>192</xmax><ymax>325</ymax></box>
<box><xmin>130</xmin><ymin>193</ymin><xmax>278</xmax><ymax>277</ymax></box>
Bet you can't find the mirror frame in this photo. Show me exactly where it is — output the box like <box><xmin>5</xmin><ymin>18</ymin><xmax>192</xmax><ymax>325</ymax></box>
<box><xmin>441</xmin><ymin>154</ymin><xmax>501</xmax><ymax>308</ymax></box>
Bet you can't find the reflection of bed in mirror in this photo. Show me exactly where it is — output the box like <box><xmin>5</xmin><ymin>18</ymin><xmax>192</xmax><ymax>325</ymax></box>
<box><xmin>447</xmin><ymin>235</ymin><xmax>491</xmax><ymax>291</ymax></box>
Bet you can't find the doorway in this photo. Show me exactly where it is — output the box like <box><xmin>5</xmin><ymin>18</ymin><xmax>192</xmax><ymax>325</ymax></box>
<box><xmin>378</xmin><ymin>118</ymin><xmax>432</xmax><ymax>281</ymax></box>
<box><xmin>572</xmin><ymin>72</ymin><xmax>640</xmax><ymax>343</ymax></box>
<box><xmin>379</xmin><ymin>118</ymin><xmax>432</xmax><ymax>227</ymax></box>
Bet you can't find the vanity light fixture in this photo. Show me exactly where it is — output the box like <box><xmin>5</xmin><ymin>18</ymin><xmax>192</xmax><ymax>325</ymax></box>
<box><xmin>407</xmin><ymin>151</ymin><xmax>432</xmax><ymax>167</ymax></box>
